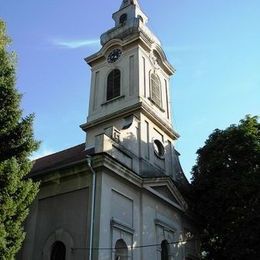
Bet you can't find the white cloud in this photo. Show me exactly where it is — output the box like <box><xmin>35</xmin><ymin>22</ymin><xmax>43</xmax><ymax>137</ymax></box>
<box><xmin>51</xmin><ymin>38</ymin><xmax>100</xmax><ymax>49</ymax></box>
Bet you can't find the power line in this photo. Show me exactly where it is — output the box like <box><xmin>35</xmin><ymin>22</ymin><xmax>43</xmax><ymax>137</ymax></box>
<box><xmin>72</xmin><ymin>238</ymin><xmax>198</xmax><ymax>251</ymax></box>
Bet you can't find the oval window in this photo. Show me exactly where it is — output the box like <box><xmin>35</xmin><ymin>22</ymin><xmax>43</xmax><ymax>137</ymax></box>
<box><xmin>153</xmin><ymin>139</ymin><xmax>165</xmax><ymax>158</ymax></box>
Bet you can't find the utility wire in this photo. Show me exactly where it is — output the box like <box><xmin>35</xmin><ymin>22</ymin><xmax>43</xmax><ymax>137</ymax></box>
<box><xmin>72</xmin><ymin>238</ymin><xmax>198</xmax><ymax>251</ymax></box>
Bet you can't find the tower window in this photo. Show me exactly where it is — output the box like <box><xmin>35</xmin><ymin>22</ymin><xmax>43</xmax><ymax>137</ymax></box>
<box><xmin>115</xmin><ymin>239</ymin><xmax>128</xmax><ymax>260</ymax></box>
<box><xmin>150</xmin><ymin>73</ymin><xmax>162</xmax><ymax>107</ymax></box>
<box><xmin>153</xmin><ymin>139</ymin><xmax>165</xmax><ymax>159</ymax></box>
<box><xmin>119</xmin><ymin>13</ymin><xmax>127</xmax><ymax>25</ymax></box>
<box><xmin>161</xmin><ymin>240</ymin><xmax>169</xmax><ymax>260</ymax></box>
<box><xmin>51</xmin><ymin>241</ymin><xmax>66</xmax><ymax>260</ymax></box>
<box><xmin>107</xmin><ymin>69</ymin><xmax>121</xmax><ymax>101</ymax></box>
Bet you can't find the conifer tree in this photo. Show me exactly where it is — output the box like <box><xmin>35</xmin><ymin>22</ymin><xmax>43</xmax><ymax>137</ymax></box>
<box><xmin>0</xmin><ymin>19</ymin><xmax>39</xmax><ymax>259</ymax></box>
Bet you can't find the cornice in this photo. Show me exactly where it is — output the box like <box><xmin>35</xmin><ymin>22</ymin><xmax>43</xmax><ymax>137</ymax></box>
<box><xmin>29</xmin><ymin>151</ymin><xmax>188</xmax><ymax>212</ymax></box>
<box><xmin>141</xmin><ymin>101</ymin><xmax>180</xmax><ymax>139</ymax></box>
<box><xmin>80</xmin><ymin>101</ymin><xmax>179</xmax><ymax>140</ymax></box>
<box><xmin>93</xmin><ymin>154</ymin><xmax>188</xmax><ymax>212</ymax></box>
<box><xmin>142</xmin><ymin>177</ymin><xmax>188</xmax><ymax>211</ymax></box>
<box><xmin>80</xmin><ymin>102</ymin><xmax>142</xmax><ymax>131</ymax></box>
<box><xmin>85</xmin><ymin>26</ymin><xmax>175</xmax><ymax>75</ymax></box>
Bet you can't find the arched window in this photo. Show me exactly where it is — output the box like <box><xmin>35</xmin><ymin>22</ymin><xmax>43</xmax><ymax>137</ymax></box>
<box><xmin>161</xmin><ymin>240</ymin><xmax>169</xmax><ymax>260</ymax></box>
<box><xmin>119</xmin><ymin>13</ymin><xmax>127</xmax><ymax>25</ymax></box>
<box><xmin>51</xmin><ymin>241</ymin><xmax>66</xmax><ymax>260</ymax></box>
<box><xmin>107</xmin><ymin>69</ymin><xmax>121</xmax><ymax>101</ymax></box>
<box><xmin>150</xmin><ymin>73</ymin><xmax>162</xmax><ymax>107</ymax></box>
<box><xmin>115</xmin><ymin>239</ymin><xmax>128</xmax><ymax>260</ymax></box>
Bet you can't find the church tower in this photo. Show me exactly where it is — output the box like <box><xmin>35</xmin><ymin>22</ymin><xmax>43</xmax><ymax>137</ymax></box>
<box><xmin>81</xmin><ymin>0</ymin><xmax>182</xmax><ymax>181</ymax></box>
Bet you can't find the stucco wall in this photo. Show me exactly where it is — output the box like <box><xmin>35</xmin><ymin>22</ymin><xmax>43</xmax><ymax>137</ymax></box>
<box><xmin>18</xmin><ymin>167</ymin><xmax>92</xmax><ymax>260</ymax></box>
<box><xmin>31</xmin><ymin>188</ymin><xmax>89</xmax><ymax>260</ymax></box>
<box><xmin>93</xmin><ymin>169</ymin><xmax>186</xmax><ymax>260</ymax></box>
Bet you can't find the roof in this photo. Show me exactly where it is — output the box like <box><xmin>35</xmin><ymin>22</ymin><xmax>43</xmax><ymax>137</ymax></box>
<box><xmin>29</xmin><ymin>143</ymin><xmax>189</xmax><ymax>188</ymax></box>
<box><xmin>30</xmin><ymin>143</ymin><xmax>93</xmax><ymax>177</ymax></box>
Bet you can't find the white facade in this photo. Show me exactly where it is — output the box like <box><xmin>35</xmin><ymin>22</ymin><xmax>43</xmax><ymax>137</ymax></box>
<box><xmin>91</xmin><ymin>158</ymin><xmax>191</xmax><ymax>260</ymax></box>
<box><xmin>80</xmin><ymin>1</ymin><xmax>199</xmax><ymax>259</ymax></box>
<box><xmin>18</xmin><ymin>1</ymin><xmax>199</xmax><ymax>259</ymax></box>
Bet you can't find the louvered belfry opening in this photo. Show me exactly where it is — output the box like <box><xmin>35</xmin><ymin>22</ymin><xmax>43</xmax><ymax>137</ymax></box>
<box><xmin>107</xmin><ymin>69</ymin><xmax>121</xmax><ymax>101</ymax></box>
<box><xmin>151</xmin><ymin>73</ymin><xmax>162</xmax><ymax>107</ymax></box>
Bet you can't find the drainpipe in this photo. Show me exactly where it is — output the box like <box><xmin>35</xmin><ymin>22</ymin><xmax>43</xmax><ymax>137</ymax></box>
<box><xmin>86</xmin><ymin>155</ymin><xmax>96</xmax><ymax>260</ymax></box>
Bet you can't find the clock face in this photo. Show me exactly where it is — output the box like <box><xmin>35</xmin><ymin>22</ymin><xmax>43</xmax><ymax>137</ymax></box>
<box><xmin>107</xmin><ymin>49</ymin><xmax>122</xmax><ymax>63</ymax></box>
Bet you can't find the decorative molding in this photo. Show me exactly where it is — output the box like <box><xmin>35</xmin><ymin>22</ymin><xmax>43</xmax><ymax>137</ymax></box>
<box><xmin>85</xmin><ymin>29</ymin><xmax>175</xmax><ymax>76</ymax></box>
<box><xmin>145</xmin><ymin>186</ymin><xmax>184</xmax><ymax>212</ymax></box>
<box><xmin>154</xmin><ymin>219</ymin><xmax>177</xmax><ymax>233</ymax></box>
<box><xmin>148</xmin><ymin>97</ymin><xmax>165</xmax><ymax>112</ymax></box>
<box><xmin>93</xmin><ymin>153</ymin><xmax>143</xmax><ymax>187</ymax></box>
<box><xmin>101</xmin><ymin>95</ymin><xmax>125</xmax><ymax>106</ymax></box>
<box><xmin>111</xmin><ymin>218</ymin><xmax>135</xmax><ymax>234</ymax></box>
<box><xmin>81</xmin><ymin>101</ymin><xmax>179</xmax><ymax>140</ymax></box>
<box><xmin>143</xmin><ymin>178</ymin><xmax>188</xmax><ymax>211</ymax></box>
<box><xmin>42</xmin><ymin>229</ymin><xmax>74</xmax><ymax>260</ymax></box>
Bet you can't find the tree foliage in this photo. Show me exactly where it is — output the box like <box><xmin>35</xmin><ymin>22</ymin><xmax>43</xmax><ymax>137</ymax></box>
<box><xmin>191</xmin><ymin>115</ymin><xmax>260</xmax><ymax>260</ymax></box>
<box><xmin>0</xmin><ymin>19</ymin><xmax>39</xmax><ymax>259</ymax></box>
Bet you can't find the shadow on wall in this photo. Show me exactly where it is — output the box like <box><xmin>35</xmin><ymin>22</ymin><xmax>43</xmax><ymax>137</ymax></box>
<box><xmin>95</xmin><ymin>120</ymin><xmax>187</xmax><ymax>184</ymax></box>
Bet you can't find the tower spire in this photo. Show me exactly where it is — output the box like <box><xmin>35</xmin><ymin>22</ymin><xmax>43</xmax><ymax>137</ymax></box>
<box><xmin>105</xmin><ymin>0</ymin><xmax>148</xmax><ymax>40</ymax></box>
<box><xmin>120</xmin><ymin>0</ymin><xmax>140</xmax><ymax>9</ymax></box>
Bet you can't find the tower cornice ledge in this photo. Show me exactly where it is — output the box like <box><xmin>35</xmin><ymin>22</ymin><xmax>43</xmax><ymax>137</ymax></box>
<box><xmin>80</xmin><ymin>102</ymin><xmax>180</xmax><ymax>140</ymax></box>
<box><xmin>85</xmin><ymin>25</ymin><xmax>175</xmax><ymax>75</ymax></box>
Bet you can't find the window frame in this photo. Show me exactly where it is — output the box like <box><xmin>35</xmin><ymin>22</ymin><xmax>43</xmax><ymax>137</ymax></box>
<box><xmin>150</xmin><ymin>72</ymin><xmax>162</xmax><ymax>108</ymax></box>
<box><xmin>153</xmin><ymin>139</ymin><xmax>165</xmax><ymax>159</ymax></box>
<box><xmin>106</xmin><ymin>69</ymin><xmax>121</xmax><ymax>101</ymax></box>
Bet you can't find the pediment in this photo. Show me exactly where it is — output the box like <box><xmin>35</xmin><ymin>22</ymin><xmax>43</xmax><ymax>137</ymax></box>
<box><xmin>152</xmin><ymin>185</ymin><xmax>180</xmax><ymax>204</ymax></box>
<box><xmin>143</xmin><ymin>179</ymin><xmax>188</xmax><ymax>211</ymax></box>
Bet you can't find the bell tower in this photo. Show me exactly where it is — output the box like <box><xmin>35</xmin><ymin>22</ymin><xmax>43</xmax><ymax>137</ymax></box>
<box><xmin>81</xmin><ymin>0</ymin><xmax>181</xmax><ymax>180</ymax></box>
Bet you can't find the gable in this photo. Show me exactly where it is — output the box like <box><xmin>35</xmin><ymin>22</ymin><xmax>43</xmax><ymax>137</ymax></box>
<box><xmin>152</xmin><ymin>185</ymin><xmax>180</xmax><ymax>205</ymax></box>
<box><xmin>143</xmin><ymin>179</ymin><xmax>188</xmax><ymax>212</ymax></box>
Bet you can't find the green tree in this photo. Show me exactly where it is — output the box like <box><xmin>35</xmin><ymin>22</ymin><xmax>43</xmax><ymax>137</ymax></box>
<box><xmin>0</xmin><ymin>19</ymin><xmax>39</xmax><ymax>259</ymax></box>
<box><xmin>191</xmin><ymin>115</ymin><xmax>260</xmax><ymax>260</ymax></box>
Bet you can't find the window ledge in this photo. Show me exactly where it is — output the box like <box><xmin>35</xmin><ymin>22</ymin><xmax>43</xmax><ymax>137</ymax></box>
<box><xmin>102</xmin><ymin>95</ymin><xmax>125</xmax><ymax>106</ymax></box>
<box><xmin>148</xmin><ymin>97</ymin><xmax>165</xmax><ymax>112</ymax></box>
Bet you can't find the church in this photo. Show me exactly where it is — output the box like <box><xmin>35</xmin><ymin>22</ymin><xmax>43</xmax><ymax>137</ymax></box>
<box><xmin>18</xmin><ymin>0</ymin><xmax>199</xmax><ymax>259</ymax></box>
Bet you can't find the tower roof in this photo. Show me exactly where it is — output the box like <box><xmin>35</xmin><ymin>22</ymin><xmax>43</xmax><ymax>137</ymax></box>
<box><xmin>120</xmin><ymin>0</ymin><xmax>140</xmax><ymax>9</ymax></box>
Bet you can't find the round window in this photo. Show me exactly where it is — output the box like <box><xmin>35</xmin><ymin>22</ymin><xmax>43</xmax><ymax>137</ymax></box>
<box><xmin>153</xmin><ymin>139</ymin><xmax>165</xmax><ymax>158</ymax></box>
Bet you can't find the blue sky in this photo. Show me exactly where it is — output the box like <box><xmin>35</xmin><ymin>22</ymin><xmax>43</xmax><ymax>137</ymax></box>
<box><xmin>1</xmin><ymin>0</ymin><xmax>259</xmax><ymax>180</ymax></box>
